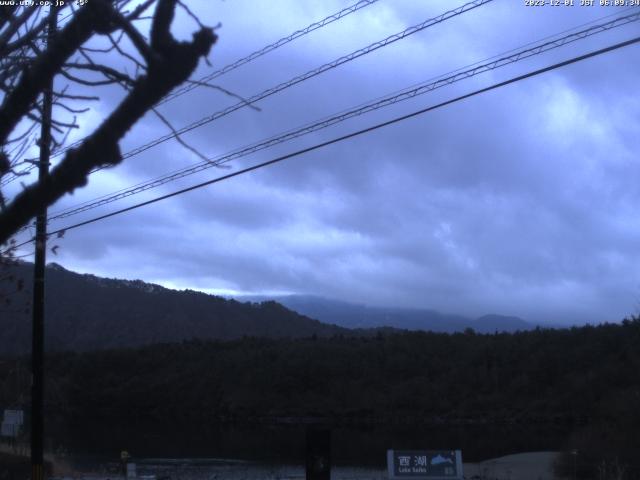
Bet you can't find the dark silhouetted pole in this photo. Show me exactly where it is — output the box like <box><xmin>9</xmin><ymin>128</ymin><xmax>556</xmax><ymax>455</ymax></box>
<box><xmin>305</xmin><ymin>427</ymin><xmax>331</xmax><ymax>480</ymax></box>
<box><xmin>32</xmin><ymin>8</ymin><xmax>56</xmax><ymax>480</ymax></box>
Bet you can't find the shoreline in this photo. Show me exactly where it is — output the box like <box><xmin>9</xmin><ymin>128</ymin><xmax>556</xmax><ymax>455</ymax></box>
<box><xmin>1</xmin><ymin>449</ymin><xmax>561</xmax><ymax>480</ymax></box>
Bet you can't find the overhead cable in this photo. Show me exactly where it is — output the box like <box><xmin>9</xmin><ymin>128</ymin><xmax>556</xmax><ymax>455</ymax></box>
<box><xmin>30</xmin><ymin>35</ymin><xmax>639</xmax><ymax>243</ymax></box>
<box><xmin>117</xmin><ymin>0</ymin><xmax>494</xmax><ymax>161</ymax></box>
<box><xmin>46</xmin><ymin>11</ymin><xmax>640</xmax><ymax>222</ymax></box>
<box><xmin>160</xmin><ymin>0</ymin><xmax>381</xmax><ymax>105</ymax></box>
<box><xmin>5</xmin><ymin>0</ymin><xmax>493</xmax><ymax>187</ymax></box>
<box><xmin>1</xmin><ymin>0</ymin><xmax>380</xmax><ymax>185</ymax></box>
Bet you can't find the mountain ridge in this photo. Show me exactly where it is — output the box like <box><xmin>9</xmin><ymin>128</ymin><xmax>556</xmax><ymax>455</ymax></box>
<box><xmin>1</xmin><ymin>262</ymin><xmax>543</xmax><ymax>355</ymax></box>
<box><xmin>0</xmin><ymin>262</ymin><xmax>348</xmax><ymax>354</ymax></box>
<box><xmin>234</xmin><ymin>294</ymin><xmax>537</xmax><ymax>333</ymax></box>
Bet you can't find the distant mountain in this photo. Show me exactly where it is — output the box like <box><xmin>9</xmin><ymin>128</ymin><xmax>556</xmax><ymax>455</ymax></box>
<box><xmin>235</xmin><ymin>294</ymin><xmax>535</xmax><ymax>333</ymax></box>
<box><xmin>0</xmin><ymin>262</ymin><xmax>348</xmax><ymax>354</ymax></box>
<box><xmin>474</xmin><ymin>314</ymin><xmax>533</xmax><ymax>333</ymax></box>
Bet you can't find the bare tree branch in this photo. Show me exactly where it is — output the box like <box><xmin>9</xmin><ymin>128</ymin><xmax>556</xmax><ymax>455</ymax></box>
<box><xmin>126</xmin><ymin>0</ymin><xmax>157</xmax><ymax>21</ymax></box>
<box><xmin>186</xmin><ymin>79</ymin><xmax>261</xmax><ymax>112</ymax></box>
<box><xmin>0</xmin><ymin>6</ymin><xmax>37</xmax><ymax>54</ymax></box>
<box><xmin>0</xmin><ymin>1</ymin><xmax>118</xmax><ymax>145</ymax></box>
<box><xmin>0</xmin><ymin>0</ymin><xmax>217</xmax><ymax>244</ymax></box>
<box><xmin>112</xmin><ymin>10</ymin><xmax>156</xmax><ymax>64</ymax></box>
<box><xmin>152</xmin><ymin>106</ymin><xmax>210</xmax><ymax>163</ymax></box>
<box><xmin>0</xmin><ymin>12</ymin><xmax>48</xmax><ymax>57</ymax></box>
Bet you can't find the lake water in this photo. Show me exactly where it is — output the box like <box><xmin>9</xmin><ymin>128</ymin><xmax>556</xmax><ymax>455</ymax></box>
<box><xmin>46</xmin><ymin>420</ymin><xmax>571</xmax><ymax>476</ymax></box>
<box><xmin>78</xmin><ymin>462</ymin><xmax>388</xmax><ymax>480</ymax></box>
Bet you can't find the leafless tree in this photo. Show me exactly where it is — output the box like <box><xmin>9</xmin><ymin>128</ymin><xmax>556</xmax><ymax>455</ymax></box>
<box><xmin>0</xmin><ymin>0</ymin><xmax>217</xmax><ymax>246</ymax></box>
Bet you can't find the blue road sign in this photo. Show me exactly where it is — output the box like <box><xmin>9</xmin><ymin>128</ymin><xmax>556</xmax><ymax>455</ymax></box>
<box><xmin>387</xmin><ymin>450</ymin><xmax>463</xmax><ymax>480</ymax></box>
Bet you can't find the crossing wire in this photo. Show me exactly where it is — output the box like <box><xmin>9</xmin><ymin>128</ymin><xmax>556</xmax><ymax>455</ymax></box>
<box><xmin>47</xmin><ymin>6</ymin><xmax>640</xmax><ymax>216</ymax></box>
<box><xmin>115</xmin><ymin>0</ymin><xmax>494</xmax><ymax>161</ymax></box>
<box><xmin>5</xmin><ymin>34</ymin><xmax>639</xmax><ymax>255</ymax></box>
<box><xmin>45</xmin><ymin>11</ymin><xmax>640</xmax><ymax>223</ymax></box>
<box><xmin>0</xmin><ymin>0</ymin><xmax>381</xmax><ymax>186</ymax></box>
<box><xmin>19</xmin><ymin>34</ymin><xmax>637</xmax><ymax>246</ymax></box>
<box><xmin>4</xmin><ymin>0</ymin><xmax>494</xmax><ymax>187</ymax></box>
<box><xmin>159</xmin><ymin>0</ymin><xmax>381</xmax><ymax>106</ymax></box>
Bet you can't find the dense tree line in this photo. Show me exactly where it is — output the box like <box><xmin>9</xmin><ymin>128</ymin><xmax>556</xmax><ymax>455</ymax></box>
<box><xmin>1</xmin><ymin>318</ymin><xmax>638</xmax><ymax>424</ymax></box>
<box><xmin>1</xmin><ymin>319</ymin><xmax>639</xmax><ymax>477</ymax></box>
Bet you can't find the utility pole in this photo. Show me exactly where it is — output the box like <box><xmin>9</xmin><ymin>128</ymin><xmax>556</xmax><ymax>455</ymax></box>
<box><xmin>32</xmin><ymin>7</ymin><xmax>56</xmax><ymax>480</ymax></box>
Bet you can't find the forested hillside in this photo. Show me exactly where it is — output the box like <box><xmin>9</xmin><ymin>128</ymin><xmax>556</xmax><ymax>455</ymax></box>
<box><xmin>2</xmin><ymin>319</ymin><xmax>637</xmax><ymax>425</ymax></box>
<box><xmin>1</xmin><ymin>319</ymin><xmax>638</xmax><ymax>476</ymax></box>
<box><xmin>0</xmin><ymin>262</ymin><xmax>347</xmax><ymax>353</ymax></box>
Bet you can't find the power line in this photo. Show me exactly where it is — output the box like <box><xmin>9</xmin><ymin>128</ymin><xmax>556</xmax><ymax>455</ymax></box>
<box><xmin>3</xmin><ymin>0</ymin><xmax>495</xmax><ymax>188</ymax></box>
<box><xmin>49</xmin><ymin>7</ymin><xmax>639</xmax><ymax>216</ymax></box>
<box><xmin>31</xmin><ymin>0</ymin><xmax>490</xmax><ymax>180</ymax></box>
<box><xmin>115</xmin><ymin>0</ymin><xmax>494</xmax><ymax>161</ymax></box>
<box><xmin>159</xmin><ymin>0</ymin><xmax>380</xmax><ymax>106</ymax></box>
<box><xmin>6</xmin><ymin>34</ymin><xmax>639</xmax><ymax>254</ymax></box>
<box><xmin>1</xmin><ymin>0</ymin><xmax>381</xmax><ymax>185</ymax></box>
<box><xmin>25</xmin><ymin>34</ymin><xmax>637</xmax><ymax>244</ymax></box>
<box><xmin>45</xmin><ymin>11</ymin><xmax>640</xmax><ymax>223</ymax></box>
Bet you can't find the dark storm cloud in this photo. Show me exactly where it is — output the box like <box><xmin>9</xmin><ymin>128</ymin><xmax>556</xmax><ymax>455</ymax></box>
<box><xmin>36</xmin><ymin>0</ymin><xmax>640</xmax><ymax>325</ymax></box>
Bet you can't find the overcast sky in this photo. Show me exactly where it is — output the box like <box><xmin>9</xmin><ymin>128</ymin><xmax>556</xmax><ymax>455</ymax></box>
<box><xmin>7</xmin><ymin>0</ymin><xmax>640</xmax><ymax>325</ymax></box>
